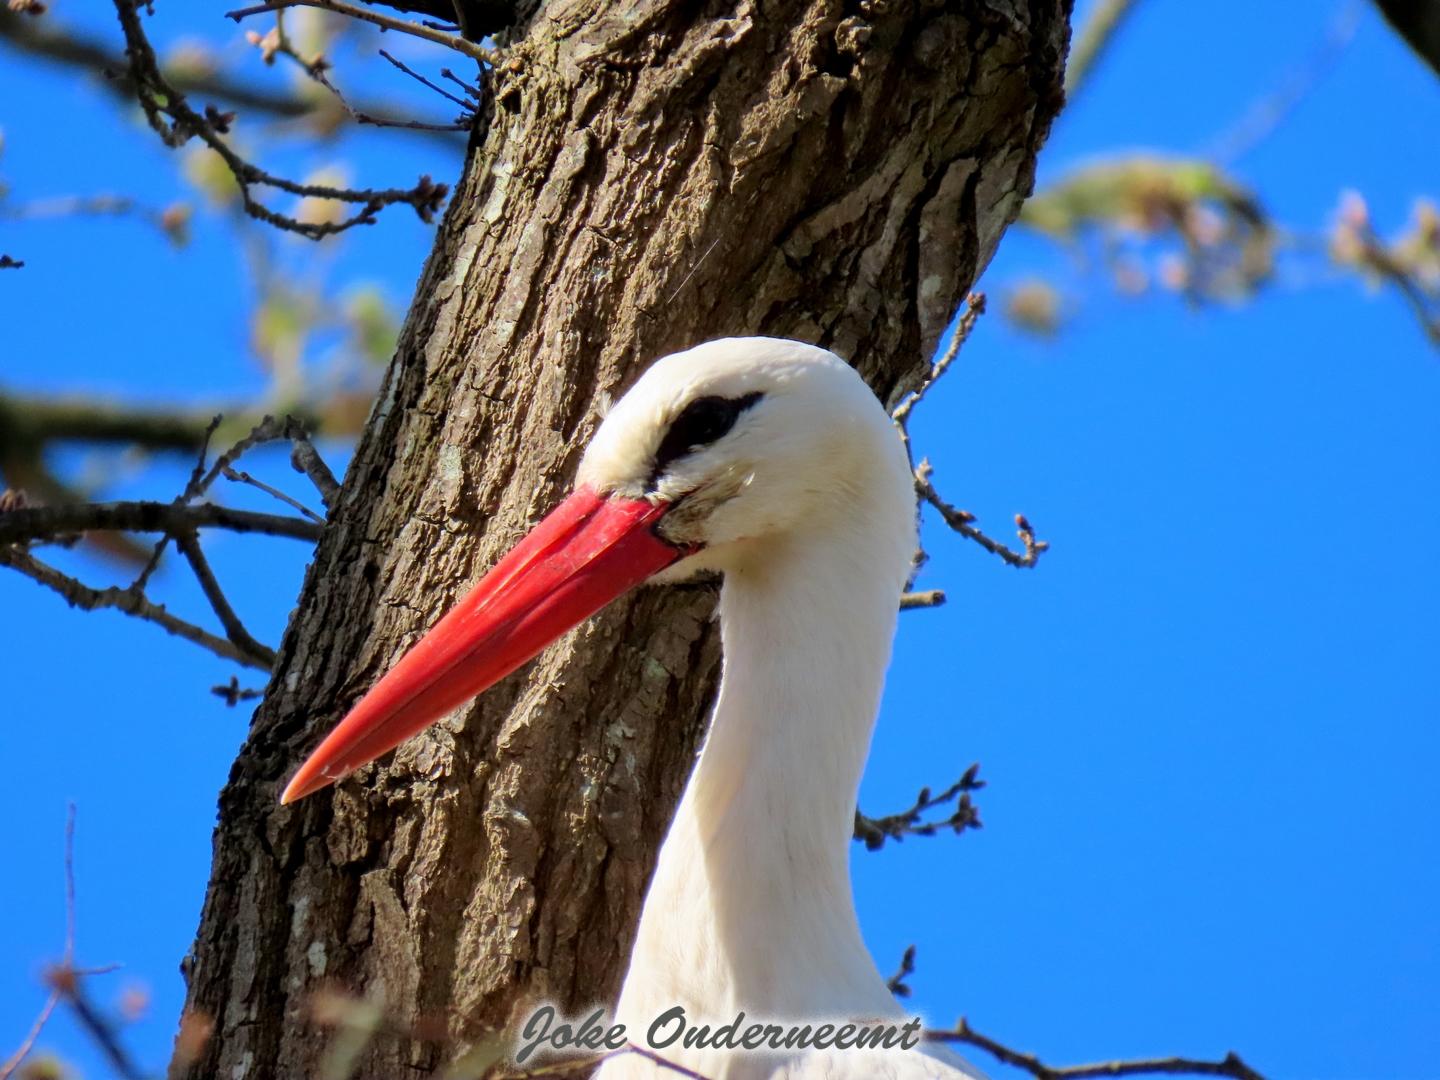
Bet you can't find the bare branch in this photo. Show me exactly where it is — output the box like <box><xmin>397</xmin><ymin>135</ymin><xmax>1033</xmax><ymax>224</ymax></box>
<box><xmin>0</xmin><ymin>500</ymin><xmax>323</xmax><ymax>547</ymax></box>
<box><xmin>174</xmin><ymin>530</ymin><xmax>278</xmax><ymax>668</ymax></box>
<box><xmin>888</xmin><ymin>293</ymin><xmax>1048</xmax><ymax>573</ymax></box>
<box><xmin>226</xmin><ymin>0</ymin><xmax>498</xmax><ymax>64</ymax></box>
<box><xmin>0</xmin><ymin>547</ymin><xmax>275</xmax><ymax>670</ymax></box>
<box><xmin>107</xmin><ymin>414</ymin><xmax>332</xmax><ymax>554</ymax></box>
<box><xmin>261</xmin><ymin>20</ymin><xmax>473</xmax><ymax>132</ymax></box>
<box><xmin>854</xmin><ymin>764</ymin><xmax>985</xmax><ymax>851</ymax></box>
<box><xmin>892</xmin><ymin>292</ymin><xmax>987</xmax><ymax>458</ymax></box>
<box><xmin>918</xmin><ymin>461</ymin><xmax>1049</xmax><ymax>570</ymax></box>
<box><xmin>929</xmin><ymin>1019</ymin><xmax>1266</xmax><ymax>1080</ymax></box>
<box><xmin>223</xmin><ymin>464</ymin><xmax>324</xmax><ymax>522</ymax></box>
<box><xmin>440</xmin><ymin>66</ymin><xmax>484</xmax><ymax>101</ymax></box>
<box><xmin>129</xmin><ymin>414</ymin><xmax>224</xmax><ymax>592</ymax></box>
<box><xmin>113</xmin><ymin>0</ymin><xmax>450</xmax><ymax>240</ymax></box>
<box><xmin>378</xmin><ymin>48</ymin><xmax>472</xmax><ymax>108</ymax></box>
<box><xmin>196</xmin><ymin>415</ymin><xmax>281</xmax><ymax>494</ymax></box>
<box><xmin>1</xmin><ymin>412</ymin><xmax>340</xmax><ymax>671</ymax></box>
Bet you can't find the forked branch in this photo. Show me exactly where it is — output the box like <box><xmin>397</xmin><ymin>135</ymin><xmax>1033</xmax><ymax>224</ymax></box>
<box><xmin>917</xmin><ymin>460</ymin><xmax>1049</xmax><ymax>569</ymax></box>
<box><xmin>112</xmin><ymin>0</ymin><xmax>450</xmax><ymax>239</ymax></box>
<box><xmin>892</xmin><ymin>293</ymin><xmax>1050</xmax><ymax>571</ymax></box>
<box><xmin>0</xmin><ymin>415</ymin><xmax>337</xmax><ymax>673</ymax></box>
<box><xmin>854</xmin><ymin>764</ymin><xmax>985</xmax><ymax>851</ymax></box>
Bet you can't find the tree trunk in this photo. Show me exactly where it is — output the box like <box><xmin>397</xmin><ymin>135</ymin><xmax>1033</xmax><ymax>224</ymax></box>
<box><xmin>175</xmin><ymin>1</ymin><xmax>1069</xmax><ymax>1075</ymax></box>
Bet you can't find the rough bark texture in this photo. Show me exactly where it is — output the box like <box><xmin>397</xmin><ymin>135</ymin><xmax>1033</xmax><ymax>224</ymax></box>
<box><xmin>176</xmin><ymin>1</ymin><xmax>1069</xmax><ymax>1076</ymax></box>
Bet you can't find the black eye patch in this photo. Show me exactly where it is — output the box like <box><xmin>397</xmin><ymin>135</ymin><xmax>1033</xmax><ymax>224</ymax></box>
<box><xmin>650</xmin><ymin>392</ymin><xmax>763</xmax><ymax>485</ymax></box>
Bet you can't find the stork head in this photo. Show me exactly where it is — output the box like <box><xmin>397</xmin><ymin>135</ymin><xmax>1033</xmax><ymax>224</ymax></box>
<box><xmin>581</xmin><ymin>337</ymin><xmax>915</xmax><ymax>572</ymax></box>
<box><xmin>281</xmin><ymin>338</ymin><xmax>913</xmax><ymax>803</ymax></box>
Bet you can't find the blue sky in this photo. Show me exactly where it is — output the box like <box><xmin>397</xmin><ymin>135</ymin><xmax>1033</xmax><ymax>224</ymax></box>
<box><xmin>2</xmin><ymin>3</ymin><xmax>1437</xmax><ymax>1079</ymax></box>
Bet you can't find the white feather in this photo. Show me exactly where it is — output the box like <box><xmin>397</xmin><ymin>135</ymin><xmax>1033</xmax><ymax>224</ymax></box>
<box><xmin>575</xmin><ymin>340</ymin><xmax>983</xmax><ymax>1079</ymax></box>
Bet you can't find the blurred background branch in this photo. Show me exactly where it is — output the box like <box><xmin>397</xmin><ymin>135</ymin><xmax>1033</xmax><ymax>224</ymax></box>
<box><xmin>0</xmin><ymin>5</ymin><xmax>466</xmax><ymax>135</ymax></box>
<box><xmin>1064</xmin><ymin>0</ymin><xmax>1140</xmax><ymax>105</ymax></box>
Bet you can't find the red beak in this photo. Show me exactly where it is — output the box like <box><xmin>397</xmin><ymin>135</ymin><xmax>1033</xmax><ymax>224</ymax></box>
<box><xmin>281</xmin><ymin>487</ymin><xmax>687</xmax><ymax>804</ymax></box>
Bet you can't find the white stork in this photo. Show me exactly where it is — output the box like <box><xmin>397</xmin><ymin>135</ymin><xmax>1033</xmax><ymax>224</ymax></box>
<box><xmin>282</xmin><ymin>339</ymin><xmax>983</xmax><ymax>1079</ymax></box>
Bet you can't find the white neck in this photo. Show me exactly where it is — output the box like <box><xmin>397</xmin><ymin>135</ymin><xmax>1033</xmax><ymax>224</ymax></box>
<box><xmin>616</xmin><ymin>517</ymin><xmax>910</xmax><ymax>1024</ymax></box>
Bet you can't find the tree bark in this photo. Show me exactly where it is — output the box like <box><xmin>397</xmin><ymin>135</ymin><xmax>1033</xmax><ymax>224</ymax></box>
<box><xmin>175</xmin><ymin>1</ymin><xmax>1069</xmax><ymax>1076</ymax></box>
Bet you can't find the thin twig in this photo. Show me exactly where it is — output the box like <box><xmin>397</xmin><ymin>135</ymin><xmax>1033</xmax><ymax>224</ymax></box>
<box><xmin>0</xmin><ymin>392</ymin><xmax>310</xmax><ymax>452</ymax></box>
<box><xmin>223</xmin><ymin>464</ymin><xmax>324</xmax><ymax>522</ymax></box>
<box><xmin>267</xmin><ymin>33</ymin><xmax>469</xmax><ymax>132</ymax></box>
<box><xmin>300</xmin><ymin>69</ymin><xmax>468</xmax><ymax>132</ymax></box>
<box><xmin>1</xmin><ymin>414</ymin><xmax>337</xmax><ymax>671</ymax></box>
<box><xmin>203</xmin><ymin>415</ymin><xmax>341</xmax><ymax>507</ymax></box>
<box><xmin>197</xmin><ymin>415</ymin><xmax>288</xmax><ymax>493</ymax></box>
<box><xmin>917</xmin><ymin>461</ymin><xmax>1049</xmax><ymax>569</ymax></box>
<box><xmin>131</xmin><ymin>413</ymin><xmax>222</xmax><ymax>593</ymax></box>
<box><xmin>0</xmin><ymin>986</ymin><xmax>59</xmax><ymax>1080</ymax></box>
<box><xmin>440</xmin><ymin>67</ymin><xmax>484</xmax><ymax>101</ymax></box>
<box><xmin>225</xmin><ymin>0</ymin><xmax>497</xmax><ymax>64</ymax></box>
<box><xmin>854</xmin><ymin>764</ymin><xmax>985</xmax><ymax>851</ymax></box>
<box><xmin>378</xmin><ymin>48</ymin><xmax>472</xmax><ymax>108</ymax></box>
<box><xmin>929</xmin><ymin>1019</ymin><xmax>1266</xmax><ymax>1080</ymax></box>
<box><xmin>174</xmin><ymin>530</ymin><xmax>278</xmax><ymax>668</ymax></box>
<box><xmin>1340</xmin><ymin>212</ymin><xmax>1440</xmax><ymax>346</ymax></box>
<box><xmin>0</xmin><ymin>547</ymin><xmax>275</xmax><ymax>670</ymax></box>
<box><xmin>893</xmin><ymin>292</ymin><xmax>987</xmax><ymax>459</ymax></box>
<box><xmin>890</xmin><ymin>293</ymin><xmax>1048</xmax><ymax>571</ymax></box>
